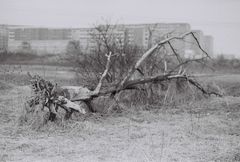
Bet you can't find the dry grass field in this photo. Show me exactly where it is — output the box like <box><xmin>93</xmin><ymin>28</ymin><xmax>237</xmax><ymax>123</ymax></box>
<box><xmin>0</xmin><ymin>65</ymin><xmax>240</xmax><ymax>162</ymax></box>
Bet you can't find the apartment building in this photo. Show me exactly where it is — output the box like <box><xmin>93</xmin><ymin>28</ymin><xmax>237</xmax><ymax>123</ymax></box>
<box><xmin>184</xmin><ymin>30</ymin><xmax>213</xmax><ymax>58</ymax></box>
<box><xmin>204</xmin><ymin>35</ymin><xmax>214</xmax><ymax>56</ymax></box>
<box><xmin>4</xmin><ymin>23</ymin><xmax>213</xmax><ymax>57</ymax></box>
<box><xmin>0</xmin><ymin>25</ymin><xmax>8</xmax><ymax>52</ymax></box>
<box><xmin>8</xmin><ymin>26</ymin><xmax>71</xmax><ymax>54</ymax></box>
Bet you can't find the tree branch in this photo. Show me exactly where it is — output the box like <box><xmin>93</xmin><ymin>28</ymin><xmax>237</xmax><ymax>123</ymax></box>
<box><xmin>93</xmin><ymin>52</ymin><xmax>113</xmax><ymax>95</ymax></box>
<box><xmin>118</xmin><ymin>32</ymin><xmax>202</xmax><ymax>89</ymax></box>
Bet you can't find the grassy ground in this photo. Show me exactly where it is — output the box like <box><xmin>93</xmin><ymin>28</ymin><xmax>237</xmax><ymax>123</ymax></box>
<box><xmin>198</xmin><ymin>74</ymin><xmax>240</xmax><ymax>97</ymax></box>
<box><xmin>0</xmin><ymin>64</ymin><xmax>77</xmax><ymax>86</ymax></box>
<box><xmin>0</xmin><ymin>85</ymin><xmax>240</xmax><ymax>161</ymax></box>
<box><xmin>0</xmin><ymin>65</ymin><xmax>240</xmax><ymax>161</ymax></box>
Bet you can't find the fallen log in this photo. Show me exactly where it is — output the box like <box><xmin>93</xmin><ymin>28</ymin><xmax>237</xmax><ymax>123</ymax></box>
<box><xmin>57</xmin><ymin>96</ymin><xmax>86</xmax><ymax>114</ymax></box>
<box><xmin>24</xmin><ymin>31</ymin><xmax>221</xmax><ymax>122</ymax></box>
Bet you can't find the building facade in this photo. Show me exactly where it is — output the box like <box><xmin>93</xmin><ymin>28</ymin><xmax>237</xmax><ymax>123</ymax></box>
<box><xmin>184</xmin><ymin>30</ymin><xmax>214</xmax><ymax>58</ymax></box>
<box><xmin>0</xmin><ymin>25</ymin><xmax>8</xmax><ymax>52</ymax></box>
<box><xmin>204</xmin><ymin>35</ymin><xmax>214</xmax><ymax>56</ymax></box>
<box><xmin>3</xmin><ymin>23</ymin><xmax>213</xmax><ymax>57</ymax></box>
<box><xmin>8</xmin><ymin>26</ymin><xmax>71</xmax><ymax>54</ymax></box>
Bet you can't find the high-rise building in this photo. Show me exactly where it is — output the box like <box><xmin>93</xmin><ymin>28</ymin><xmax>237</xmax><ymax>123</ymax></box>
<box><xmin>204</xmin><ymin>35</ymin><xmax>213</xmax><ymax>57</ymax></box>
<box><xmin>0</xmin><ymin>25</ymin><xmax>8</xmax><ymax>52</ymax></box>
<box><xmin>184</xmin><ymin>30</ymin><xmax>212</xmax><ymax>58</ymax></box>
<box><xmin>71</xmin><ymin>28</ymin><xmax>93</xmax><ymax>50</ymax></box>
<box><xmin>8</xmin><ymin>26</ymin><xmax>71</xmax><ymax>54</ymax></box>
<box><xmin>3</xmin><ymin>23</ymin><xmax>213</xmax><ymax>57</ymax></box>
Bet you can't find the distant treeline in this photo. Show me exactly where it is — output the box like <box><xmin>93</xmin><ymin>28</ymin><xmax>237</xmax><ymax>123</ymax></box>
<box><xmin>210</xmin><ymin>55</ymin><xmax>240</xmax><ymax>73</ymax></box>
<box><xmin>0</xmin><ymin>51</ymin><xmax>239</xmax><ymax>73</ymax></box>
<box><xmin>0</xmin><ymin>51</ymin><xmax>69</xmax><ymax>66</ymax></box>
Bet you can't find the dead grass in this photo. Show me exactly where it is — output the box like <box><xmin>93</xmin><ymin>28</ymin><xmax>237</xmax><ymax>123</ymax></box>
<box><xmin>0</xmin><ymin>80</ymin><xmax>14</xmax><ymax>91</ymax></box>
<box><xmin>199</xmin><ymin>74</ymin><xmax>240</xmax><ymax>97</ymax></box>
<box><xmin>0</xmin><ymin>64</ymin><xmax>78</xmax><ymax>86</ymax></box>
<box><xmin>0</xmin><ymin>81</ymin><xmax>240</xmax><ymax>161</ymax></box>
<box><xmin>0</xmin><ymin>67</ymin><xmax>240</xmax><ymax>161</ymax></box>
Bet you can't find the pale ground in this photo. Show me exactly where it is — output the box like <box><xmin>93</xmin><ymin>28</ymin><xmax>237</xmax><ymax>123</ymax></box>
<box><xmin>0</xmin><ymin>84</ymin><xmax>240</xmax><ymax>162</ymax></box>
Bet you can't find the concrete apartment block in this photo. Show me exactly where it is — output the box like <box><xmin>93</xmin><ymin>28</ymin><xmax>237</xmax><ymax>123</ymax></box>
<box><xmin>204</xmin><ymin>35</ymin><xmax>214</xmax><ymax>57</ymax></box>
<box><xmin>3</xmin><ymin>23</ymin><xmax>213</xmax><ymax>57</ymax></box>
<box><xmin>0</xmin><ymin>25</ymin><xmax>8</xmax><ymax>52</ymax></box>
<box><xmin>8</xmin><ymin>26</ymin><xmax>71</xmax><ymax>54</ymax></box>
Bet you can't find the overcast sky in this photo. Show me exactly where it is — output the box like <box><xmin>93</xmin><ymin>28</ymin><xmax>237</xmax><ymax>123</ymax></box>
<box><xmin>1</xmin><ymin>0</ymin><xmax>240</xmax><ymax>56</ymax></box>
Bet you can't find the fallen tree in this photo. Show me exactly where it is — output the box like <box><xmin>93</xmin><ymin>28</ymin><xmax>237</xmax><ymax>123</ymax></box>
<box><xmin>24</xmin><ymin>31</ymin><xmax>222</xmax><ymax>122</ymax></box>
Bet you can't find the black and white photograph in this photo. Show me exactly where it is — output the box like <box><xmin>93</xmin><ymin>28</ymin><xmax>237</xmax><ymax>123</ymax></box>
<box><xmin>0</xmin><ymin>0</ymin><xmax>240</xmax><ymax>161</ymax></box>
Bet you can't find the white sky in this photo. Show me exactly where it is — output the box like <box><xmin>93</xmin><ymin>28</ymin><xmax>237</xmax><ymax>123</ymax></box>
<box><xmin>1</xmin><ymin>0</ymin><xmax>240</xmax><ymax>56</ymax></box>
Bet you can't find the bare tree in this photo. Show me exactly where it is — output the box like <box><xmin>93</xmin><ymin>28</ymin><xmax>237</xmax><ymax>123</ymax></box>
<box><xmin>24</xmin><ymin>29</ymin><xmax>222</xmax><ymax>122</ymax></box>
<box><xmin>68</xmin><ymin>23</ymin><xmax>143</xmax><ymax>88</ymax></box>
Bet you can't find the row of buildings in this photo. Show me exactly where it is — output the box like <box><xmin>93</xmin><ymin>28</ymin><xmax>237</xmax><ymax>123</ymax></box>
<box><xmin>0</xmin><ymin>25</ymin><xmax>8</xmax><ymax>52</ymax></box>
<box><xmin>0</xmin><ymin>23</ymin><xmax>214</xmax><ymax>58</ymax></box>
